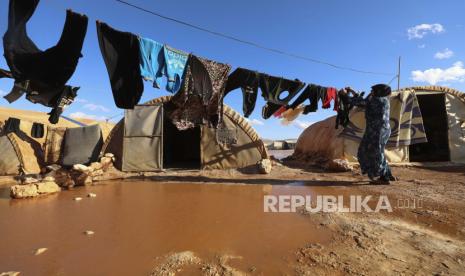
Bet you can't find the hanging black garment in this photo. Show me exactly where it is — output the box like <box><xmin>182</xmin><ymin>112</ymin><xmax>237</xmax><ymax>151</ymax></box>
<box><xmin>260</xmin><ymin>75</ymin><xmax>304</xmax><ymax>119</ymax></box>
<box><xmin>224</xmin><ymin>68</ymin><xmax>260</xmax><ymax>118</ymax></box>
<box><xmin>31</xmin><ymin>122</ymin><xmax>44</xmax><ymax>138</ymax></box>
<box><xmin>3</xmin><ymin>0</ymin><xmax>88</xmax><ymax>107</ymax></box>
<box><xmin>335</xmin><ymin>89</ymin><xmax>351</xmax><ymax>129</ymax></box>
<box><xmin>260</xmin><ymin>75</ymin><xmax>305</xmax><ymax>105</ymax></box>
<box><xmin>0</xmin><ymin>69</ymin><xmax>13</xmax><ymax>79</ymax></box>
<box><xmin>96</xmin><ymin>21</ymin><xmax>143</xmax><ymax>109</ymax></box>
<box><xmin>48</xmin><ymin>86</ymin><xmax>80</xmax><ymax>124</ymax></box>
<box><xmin>335</xmin><ymin>90</ymin><xmax>365</xmax><ymax>129</ymax></box>
<box><xmin>4</xmin><ymin>117</ymin><xmax>21</xmax><ymax>134</ymax></box>
<box><xmin>288</xmin><ymin>84</ymin><xmax>326</xmax><ymax>115</ymax></box>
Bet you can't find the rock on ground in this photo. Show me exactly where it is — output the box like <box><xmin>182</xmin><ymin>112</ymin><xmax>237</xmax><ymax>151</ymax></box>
<box><xmin>324</xmin><ymin>159</ymin><xmax>354</xmax><ymax>172</ymax></box>
<box><xmin>257</xmin><ymin>159</ymin><xmax>272</xmax><ymax>174</ymax></box>
<box><xmin>10</xmin><ymin>184</ymin><xmax>38</xmax><ymax>199</ymax></box>
<box><xmin>10</xmin><ymin>180</ymin><xmax>60</xmax><ymax>199</ymax></box>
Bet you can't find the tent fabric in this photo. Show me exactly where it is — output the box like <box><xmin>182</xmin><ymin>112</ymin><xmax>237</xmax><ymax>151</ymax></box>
<box><xmin>0</xmin><ymin>107</ymin><xmax>115</xmax><ymax>175</ymax></box>
<box><xmin>340</xmin><ymin>89</ymin><xmax>427</xmax><ymax>149</ymax></box>
<box><xmin>122</xmin><ymin>105</ymin><xmax>163</xmax><ymax>172</ymax></box>
<box><xmin>294</xmin><ymin>86</ymin><xmax>465</xmax><ymax>163</ymax></box>
<box><xmin>61</xmin><ymin>124</ymin><xmax>103</xmax><ymax>166</ymax></box>
<box><xmin>7</xmin><ymin>132</ymin><xmax>41</xmax><ymax>174</ymax></box>
<box><xmin>101</xmin><ymin>96</ymin><xmax>268</xmax><ymax>171</ymax></box>
<box><xmin>201</xmin><ymin>109</ymin><xmax>267</xmax><ymax>169</ymax></box>
<box><xmin>0</xmin><ymin>135</ymin><xmax>21</xmax><ymax>175</ymax></box>
<box><xmin>43</xmin><ymin>126</ymin><xmax>66</xmax><ymax>165</ymax></box>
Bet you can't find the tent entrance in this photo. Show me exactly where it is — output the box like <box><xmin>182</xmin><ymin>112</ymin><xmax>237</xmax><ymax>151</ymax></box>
<box><xmin>409</xmin><ymin>93</ymin><xmax>450</xmax><ymax>162</ymax></box>
<box><xmin>163</xmin><ymin>115</ymin><xmax>201</xmax><ymax>169</ymax></box>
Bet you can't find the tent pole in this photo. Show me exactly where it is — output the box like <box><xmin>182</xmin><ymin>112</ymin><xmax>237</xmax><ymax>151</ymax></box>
<box><xmin>397</xmin><ymin>56</ymin><xmax>401</xmax><ymax>91</ymax></box>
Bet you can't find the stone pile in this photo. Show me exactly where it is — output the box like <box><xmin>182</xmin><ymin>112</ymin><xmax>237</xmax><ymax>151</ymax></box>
<box><xmin>10</xmin><ymin>176</ymin><xmax>61</xmax><ymax>199</ymax></box>
<box><xmin>10</xmin><ymin>153</ymin><xmax>118</xmax><ymax>199</ymax></box>
<box><xmin>44</xmin><ymin>153</ymin><xmax>117</xmax><ymax>188</ymax></box>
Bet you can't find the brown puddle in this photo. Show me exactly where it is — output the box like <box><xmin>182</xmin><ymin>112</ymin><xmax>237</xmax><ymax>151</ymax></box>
<box><xmin>0</xmin><ymin>181</ymin><xmax>332</xmax><ymax>275</ymax></box>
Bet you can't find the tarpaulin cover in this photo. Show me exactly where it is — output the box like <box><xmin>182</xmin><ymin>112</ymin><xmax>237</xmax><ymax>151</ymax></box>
<box><xmin>61</xmin><ymin>124</ymin><xmax>103</xmax><ymax>166</ymax></box>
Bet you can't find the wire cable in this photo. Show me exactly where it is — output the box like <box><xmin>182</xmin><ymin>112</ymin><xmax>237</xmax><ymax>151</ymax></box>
<box><xmin>115</xmin><ymin>0</ymin><xmax>394</xmax><ymax>76</ymax></box>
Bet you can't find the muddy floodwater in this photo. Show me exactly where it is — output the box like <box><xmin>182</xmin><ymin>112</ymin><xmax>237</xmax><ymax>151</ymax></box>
<box><xmin>0</xmin><ymin>180</ymin><xmax>332</xmax><ymax>275</ymax></box>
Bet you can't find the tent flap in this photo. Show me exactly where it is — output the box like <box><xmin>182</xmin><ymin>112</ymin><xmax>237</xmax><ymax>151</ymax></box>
<box><xmin>122</xmin><ymin>104</ymin><xmax>163</xmax><ymax>172</ymax></box>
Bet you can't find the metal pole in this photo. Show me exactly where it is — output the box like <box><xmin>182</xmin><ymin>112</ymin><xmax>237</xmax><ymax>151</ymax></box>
<box><xmin>397</xmin><ymin>56</ymin><xmax>401</xmax><ymax>91</ymax></box>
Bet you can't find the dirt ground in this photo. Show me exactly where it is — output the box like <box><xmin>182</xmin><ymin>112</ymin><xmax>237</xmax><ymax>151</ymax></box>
<box><xmin>1</xmin><ymin>158</ymin><xmax>465</xmax><ymax>275</ymax></box>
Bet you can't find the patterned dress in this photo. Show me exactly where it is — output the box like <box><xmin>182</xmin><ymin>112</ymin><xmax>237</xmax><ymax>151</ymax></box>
<box><xmin>356</xmin><ymin>95</ymin><xmax>392</xmax><ymax>179</ymax></box>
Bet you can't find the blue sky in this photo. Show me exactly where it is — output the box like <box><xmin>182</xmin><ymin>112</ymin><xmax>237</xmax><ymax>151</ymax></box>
<box><xmin>0</xmin><ymin>0</ymin><xmax>464</xmax><ymax>139</ymax></box>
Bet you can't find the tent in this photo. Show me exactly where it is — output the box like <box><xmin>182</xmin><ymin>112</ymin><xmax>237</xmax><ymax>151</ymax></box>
<box><xmin>101</xmin><ymin>96</ymin><xmax>269</xmax><ymax>171</ymax></box>
<box><xmin>294</xmin><ymin>86</ymin><xmax>465</xmax><ymax>163</ymax></box>
<box><xmin>0</xmin><ymin>107</ymin><xmax>114</xmax><ymax>175</ymax></box>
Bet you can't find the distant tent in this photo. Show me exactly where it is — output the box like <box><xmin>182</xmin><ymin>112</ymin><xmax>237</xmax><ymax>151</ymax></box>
<box><xmin>0</xmin><ymin>107</ymin><xmax>114</xmax><ymax>175</ymax></box>
<box><xmin>294</xmin><ymin>86</ymin><xmax>465</xmax><ymax>163</ymax></box>
<box><xmin>102</xmin><ymin>96</ymin><xmax>269</xmax><ymax>171</ymax></box>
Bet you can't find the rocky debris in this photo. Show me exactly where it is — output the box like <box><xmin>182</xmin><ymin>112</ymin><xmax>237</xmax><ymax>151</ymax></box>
<box><xmin>34</xmin><ymin>248</ymin><xmax>47</xmax><ymax>256</ymax></box>
<box><xmin>0</xmin><ymin>272</ymin><xmax>20</xmax><ymax>276</ymax></box>
<box><xmin>12</xmin><ymin>153</ymin><xmax>118</xmax><ymax>195</ymax></box>
<box><xmin>21</xmin><ymin>176</ymin><xmax>40</xmax><ymax>184</ymax></box>
<box><xmin>151</xmin><ymin>251</ymin><xmax>201</xmax><ymax>276</ymax></box>
<box><xmin>44</xmin><ymin>166</ymin><xmax>75</xmax><ymax>188</ymax></box>
<box><xmin>10</xmin><ymin>184</ymin><xmax>38</xmax><ymax>199</ymax></box>
<box><xmin>10</xmin><ymin>178</ymin><xmax>61</xmax><ymax>199</ymax></box>
<box><xmin>73</xmin><ymin>164</ymin><xmax>92</xmax><ymax>174</ymax></box>
<box><xmin>84</xmin><ymin>230</ymin><xmax>95</xmax><ymax>236</ymax></box>
<box><xmin>36</xmin><ymin>181</ymin><xmax>60</xmax><ymax>195</ymax></box>
<box><xmin>324</xmin><ymin>159</ymin><xmax>354</xmax><ymax>172</ymax></box>
<box><xmin>88</xmin><ymin>193</ymin><xmax>97</xmax><ymax>198</ymax></box>
<box><xmin>74</xmin><ymin>172</ymin><xmax>92</xmax><ymax>186</ymax></box>
<box><xmin>89</xmin><ymin>162</ymin><xmax>103</xmax><ymax>171</ymax></box>
<box><xmin>43</xmin><ymin>176</ymin><xmax>55</xmax><ymax>182</ymax></box>
<box><xmin>46</xmin><ymin>164</ymin><xmax>61</xmax><ymax>171</ymax></box>
<box><xmin>257</xmin><ymin>159</ymin><xmax>272</xmax><ymax>174</ymax></box>
<box><xmin>70</xmin><ymin>154</ymin><xmax>117</xmax><ymax>186</ymax></box>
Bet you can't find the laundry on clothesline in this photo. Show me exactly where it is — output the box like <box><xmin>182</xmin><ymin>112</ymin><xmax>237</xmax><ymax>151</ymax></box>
<box><xmin>1</xmin><ymin>0</ymin><xmax>87</xmax><ymax>124</ymax></box>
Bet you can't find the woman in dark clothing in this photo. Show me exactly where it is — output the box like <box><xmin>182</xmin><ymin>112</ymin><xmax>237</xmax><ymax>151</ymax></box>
<box><xmin>347</xmin><ymin>84</ymin><xmax>397</xmax><ymax>184</ymax></box>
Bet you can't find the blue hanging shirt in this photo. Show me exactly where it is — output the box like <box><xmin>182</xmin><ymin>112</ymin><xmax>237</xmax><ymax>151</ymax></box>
<box><xmin>138</xmin><ymin>37</ymin><xmax>164</xmax><ymax>89</ymax></box>
<box><xmin>163</xmin><ymin>45</ymin><xmax>188</xmax><ymax>93</ymax></box>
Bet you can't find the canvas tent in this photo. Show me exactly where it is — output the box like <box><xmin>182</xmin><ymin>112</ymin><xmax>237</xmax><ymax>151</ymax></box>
<box><xmin>102</xmin><ymin>96</ymin><xmax>269</xmax><ymax>171</ymax></box>
<box><xmin>0</xmin><ymin>107</ymin><xmax>114</xmax><ymax>176</ymax></box>
<box><xmin>294</xmin><ymin>86</ymin><xmax>465</xmax><ymax>163</ymax></box>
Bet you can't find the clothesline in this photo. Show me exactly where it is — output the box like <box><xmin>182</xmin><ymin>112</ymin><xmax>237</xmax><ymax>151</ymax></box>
<box><xmin>1</xmin><ymin>0</ymin><xmax>396</xmax><ymax>127</ymax></box>
<box><xmin>44</xmin><ymin>0</ymin><xmax>398</xmax><ymax>86</ymax></box>
<box><xmin>114</xmin><ymin>0</ymin><xmax>395</xmax><ymax>77</ymax></box>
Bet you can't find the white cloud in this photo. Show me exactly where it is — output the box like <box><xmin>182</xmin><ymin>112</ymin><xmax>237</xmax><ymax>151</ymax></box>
<box><xmin>293</xmin><ymin>120</ymin><xmax>314</xmax><ymax>130</ymax></box>
<box><xmin>74</xmin><ymin>98</ymin><xmax>88</xmax><ymax>103</ymax></box>
<box><xmin>411</xmin><ymin>61</ymin><xmax>465</xmax><ymax>85</ymax></box>
<box><xmin>245</xmin><ymin>118</ymin><xmax>265</xmax><ymax>126</ymax></box>
<box><xmin>434</xmin><ymin>48</ymin><xmax>454</xmax><ymax>59</ymax></box>
<box><xmin>83</xmin><ymin>103</ymin><xmax>111</xmax><ymax>113</ymax></box>
<box><xmin>407</xmin><ymin>23</ymin><xmax>444</xmax><ymax>39</ymax></box>
<box><xmin>418</xmin><ymin>44</ymin><xmax>426</xmax><ymax>49</ymax></box>
<box><xmin>0</xmin><ymin>89</ymin><xmax>6</xmax><ymax>96</ymax></box>
<box><xmin>69</xmin><ymin>111</ymin><xmax>107</xmax><ymax>121</ymax></box>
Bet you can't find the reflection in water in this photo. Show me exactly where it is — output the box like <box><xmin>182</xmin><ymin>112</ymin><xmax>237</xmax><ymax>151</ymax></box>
<box><xmin>0</xmin><ymin>181</ymin><xmax>330</xmax><ymax>275</ymax></box>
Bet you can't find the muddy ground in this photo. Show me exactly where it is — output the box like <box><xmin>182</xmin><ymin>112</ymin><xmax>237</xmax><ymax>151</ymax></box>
<box><xmin>1</xmin><ymin>158</ymin><xmax>465</xmax><ymax>275</ymax></box>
